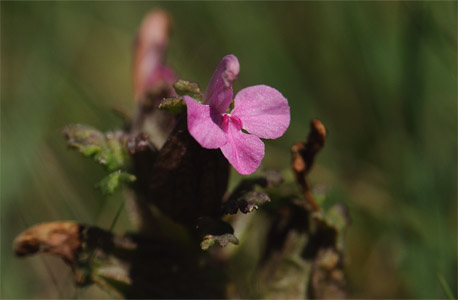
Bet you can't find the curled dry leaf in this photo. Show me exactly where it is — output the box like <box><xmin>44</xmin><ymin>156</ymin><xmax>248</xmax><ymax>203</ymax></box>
<box><xmin>201</xmin><ymin>233</ymin><xmax>239</xmax><ymax>250</ymax></box>
<box><xmin>13</xmin><ymin>221</ymin><xmax>82</xmax><ymax>266</ymax></box>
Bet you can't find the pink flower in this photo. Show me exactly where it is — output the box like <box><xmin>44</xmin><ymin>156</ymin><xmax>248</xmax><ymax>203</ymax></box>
<box><xmin>184</xmin><ymin>55</ymin><xmax>290</xmax><ymax>175</ymax></box>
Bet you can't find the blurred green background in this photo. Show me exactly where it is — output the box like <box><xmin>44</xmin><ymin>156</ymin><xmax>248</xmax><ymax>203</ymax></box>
<box><xmin>1</xmin><ymin>2</ymin><xmax>456</xmax><ymax>299</ymax></box>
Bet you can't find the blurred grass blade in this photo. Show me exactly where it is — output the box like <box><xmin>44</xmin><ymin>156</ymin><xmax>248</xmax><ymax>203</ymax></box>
<box><xmin>438</xmin><ymin>273</ymin><xmax>456</xmax><ymax>299</ymax></box>
<box><xmin>109</xmin><ymin>201</ymin><xmax>126</xmax><ymax>232</ymax></box>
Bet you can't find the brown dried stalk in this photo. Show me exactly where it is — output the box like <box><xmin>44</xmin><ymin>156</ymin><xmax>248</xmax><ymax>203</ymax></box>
<box><xmin>291</xmin><ymin>118</ymin><xmax>327</xmax><ymax>211</ymax></box>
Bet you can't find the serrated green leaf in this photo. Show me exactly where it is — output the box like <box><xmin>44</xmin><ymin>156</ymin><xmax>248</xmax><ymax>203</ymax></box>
<box><xmin>63</xmin><ymin>125</ymin><xmax>127</xmax><ymax>171</ymax></box>
<box><xmin>158</xmin><ymin>97</ymin><xmax>186</xmax><ymax>115</ymax></box>
<box><xmin>173</xmin><ymin>80</ymin><xmax>203</xmax><ymax>100</ymax></box>
<box><xmin>63</xmin><ymin>124</ymin><xmax>104</xmax><ymax>153</ymax></box>
<box><xmin>97</xmin><ymin>171</ymin><xmax>136</xmax><ymax>195</ymax></box>
<box><xmin>201</xmin><ymin>233</ymin><xmax>239</xmax><ymax>250</ymax></box>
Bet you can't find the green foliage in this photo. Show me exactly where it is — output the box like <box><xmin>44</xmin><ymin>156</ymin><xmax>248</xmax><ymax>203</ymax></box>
<box><xmin>173</xmin><ymin>80</ymin><xmax>203</xmax><ymax>100</ymax></box>
<box><xmin>158</xmin><ymin>97</ymin><xmax>186</xmax><ymax>115</ymax></box>
<box><xmin>63</xmin><ymin>125</ymin><xmax>135</xmax><ymax>196</ymax></box>
<box><xmin>158</xmin><ymin>80</ymin><xmax>204</xmax><ymax>115</ymax></box>
<box><xmin>63</xmin><ymin>125</ymin><xmax>127</xmax><ymax>171</ymax></box>
<box><xmin>97</xmin><ymin>171</ymin><xmax>136</xmax><ymax>195</ymax></box>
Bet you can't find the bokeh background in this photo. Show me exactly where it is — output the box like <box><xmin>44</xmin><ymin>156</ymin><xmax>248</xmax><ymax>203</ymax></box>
<box><xmin>2</xmin><ymin>2</ymin><xmax>456</xmax><ymax>299</ymax></box>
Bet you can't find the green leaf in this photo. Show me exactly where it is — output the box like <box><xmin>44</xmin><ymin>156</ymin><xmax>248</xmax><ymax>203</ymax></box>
<box><xmin>63</xmin><ymin>125</ymin><xmax>127</xmax><ymax>171</ymax></box>
<box><xmin>63</xmin><ymin>124</ymin><xmax>104</xmax><ymax>153</ymax></box>
<box><xmin>105</xmin><ymin>133</ymin><xmax>127</xmax><ymax>171</ymax></box>
<box><xmin>97</xmin><ymin>170</ymin><xmax>136</xmax><ymax>195</ymax></box>
<box><xmin>158</xmin><ymin>97</ymin><xmax>186</xmax><ymax>115</ymax></box>
<box><xmin>173</xmin><ymin>80</ymin><xmax>203</xmax><ymax>100</ymax></box>
<box><xmin>201</xmin><ymin>233</ymin><xmax>239</xmax><ymax>250</ymax></box>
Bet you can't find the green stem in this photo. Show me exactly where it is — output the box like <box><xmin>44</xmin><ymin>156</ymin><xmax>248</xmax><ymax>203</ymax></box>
<box><xmin>109</xmin><ymin>200</ymin><xmax>125</xmax><ymax>232</ymax></box>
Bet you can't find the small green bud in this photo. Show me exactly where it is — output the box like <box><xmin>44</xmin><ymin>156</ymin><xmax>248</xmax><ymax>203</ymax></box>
<box><xmin>158</xmin><ymin>97</ymin><xmax>186</xmax><ymax>115</ymax></box>
<box><xmin>173</xmin><ymin>80</ymin><xmax>203</xmax><ymax>100</ymax></box>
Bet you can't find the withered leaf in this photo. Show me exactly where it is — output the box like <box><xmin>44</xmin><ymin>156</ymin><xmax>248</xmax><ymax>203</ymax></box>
<box><xmin>201</xmin><ymin>233</ymin><xmax>239</xmax><ymax>250</ymax></box>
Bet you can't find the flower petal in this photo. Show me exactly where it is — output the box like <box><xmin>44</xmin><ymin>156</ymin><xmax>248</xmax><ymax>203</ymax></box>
<box><xmin>205</xmin><ymin>54</ymin><xmax>240</xmax><ymax>113</ymax></box>
<box><xmin>220</xmin><ymin>120</ymin><xmax>265</xmax><ymax>175</ymax></box>
<box><xmin>184</xmin><ymin>96</ymin><xmax>227</xmax><ymax>149</ymax></box>
<box><xmin>232</xmin><ymin>85</ymin><xmax>290</xmax><ymax>139</ymax></box>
